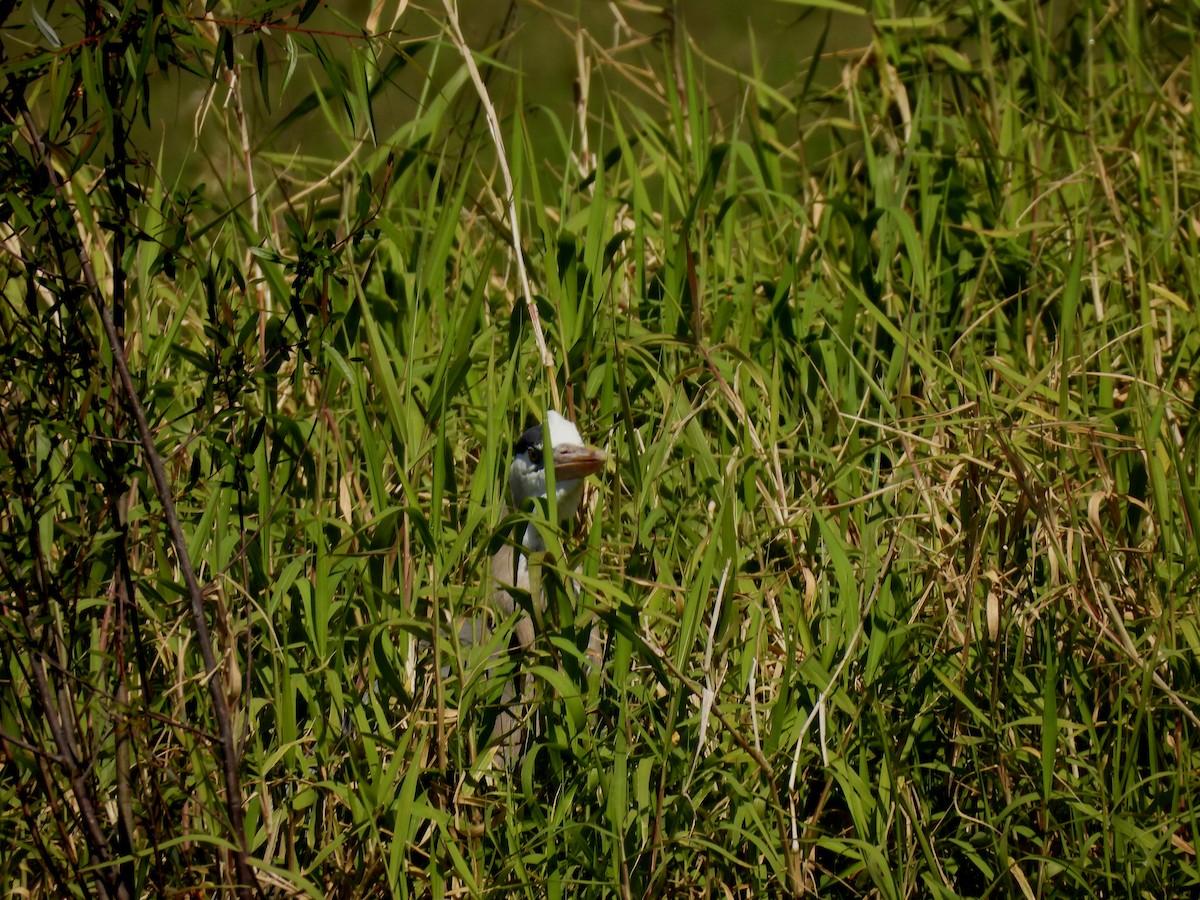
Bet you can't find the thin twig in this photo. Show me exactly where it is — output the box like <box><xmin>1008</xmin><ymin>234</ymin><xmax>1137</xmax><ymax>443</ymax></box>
<box><xmin>13</xmin><ymin>102</ymin><xmax>261</xmax><ymax>900</ymax></box>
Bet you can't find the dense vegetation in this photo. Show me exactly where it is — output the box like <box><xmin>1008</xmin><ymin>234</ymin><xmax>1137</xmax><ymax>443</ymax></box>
<box><xmin>3</xmin><ymin>0</ymin><xmax>1199</xmax><ymax>896</ymax></box>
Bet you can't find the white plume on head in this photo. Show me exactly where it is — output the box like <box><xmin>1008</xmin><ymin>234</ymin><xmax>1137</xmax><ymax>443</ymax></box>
<box><xmin>543</xmin><ymin>409</ymin><xmax>584</xmax><ymax>449</ymax></box>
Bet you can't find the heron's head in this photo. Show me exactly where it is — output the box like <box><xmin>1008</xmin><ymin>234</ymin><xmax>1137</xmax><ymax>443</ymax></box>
<box><xmin>508</xmin><ymin>410</ymin><xmax>606</xmax><ymax>521</ymax></box>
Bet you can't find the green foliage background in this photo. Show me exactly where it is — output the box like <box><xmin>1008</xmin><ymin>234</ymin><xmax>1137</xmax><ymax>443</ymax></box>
<box><xmin>2</xmin><ymin>0</ymin><xmax>1200</xmax><ymax>897</ymax></box>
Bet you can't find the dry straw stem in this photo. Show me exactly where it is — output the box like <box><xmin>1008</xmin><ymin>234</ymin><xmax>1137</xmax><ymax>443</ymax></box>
<box><xmin>441</xmin><ymin>0</ymin><xmax>558</xmax><ymax>403</ymax></box>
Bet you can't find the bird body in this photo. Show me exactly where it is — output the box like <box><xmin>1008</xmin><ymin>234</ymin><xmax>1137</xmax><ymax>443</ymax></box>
<box><xmin>482</xmin><ymin>410</ymin><xmax>606</xmax><ymax>759</ymax></box>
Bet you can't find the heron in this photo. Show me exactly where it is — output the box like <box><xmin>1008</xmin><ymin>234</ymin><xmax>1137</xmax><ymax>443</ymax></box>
<box><xmin>482</xmin><ymin>409</ymin><xmax>607</xmax><ymax>759</ymax></box>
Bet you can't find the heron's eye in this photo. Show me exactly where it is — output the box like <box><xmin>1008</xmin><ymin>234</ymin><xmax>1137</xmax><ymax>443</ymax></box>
<box><xmin>526</xmin><ymin>446</ymin><xmax>542</xmax><ymax>466</ymax></box>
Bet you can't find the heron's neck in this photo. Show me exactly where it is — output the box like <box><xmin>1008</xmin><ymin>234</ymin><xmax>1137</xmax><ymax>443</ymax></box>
<box><xmin>511</xmin><ymin>481</ymin><xmax>583</xmax><ymax>558</ymax></box>
<box><xmin>520</xmin><ymin>521</ymin><xmax>545</xmax><ymax>555</ymax></box>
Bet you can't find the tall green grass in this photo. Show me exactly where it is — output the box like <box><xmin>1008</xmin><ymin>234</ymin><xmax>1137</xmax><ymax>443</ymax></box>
<box><xmin>2</xmin><ymin>0</ymin><xmax>1199</xmax><ymax>896</ymax></box>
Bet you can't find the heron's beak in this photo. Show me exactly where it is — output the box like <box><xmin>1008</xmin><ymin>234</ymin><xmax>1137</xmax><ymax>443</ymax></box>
<box><xmin>551</xmin><ymin>444</ymin><xmax>607</xmax><ymax>480</ymax></box>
